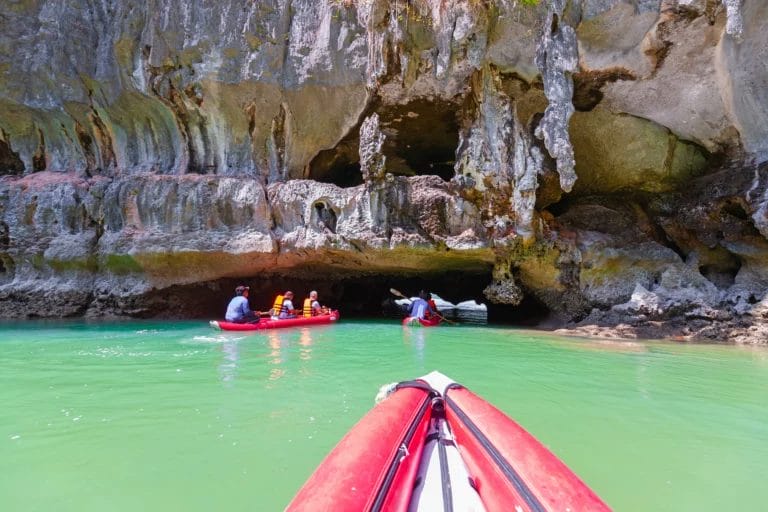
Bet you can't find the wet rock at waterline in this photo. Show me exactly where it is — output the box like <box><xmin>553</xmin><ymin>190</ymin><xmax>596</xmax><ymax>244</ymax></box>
<box><xmin>0</xmin><ymin>0</ymin><xmax>767</xmax><ymax>343</ymax></box>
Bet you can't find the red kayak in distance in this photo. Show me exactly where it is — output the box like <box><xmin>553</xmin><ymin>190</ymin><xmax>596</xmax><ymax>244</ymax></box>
<box><xmin>402</xmin><ymin>316</ymin><xmax>441</xmax><ymax>327</ymax></box>
<box><xmin>209</xmin><ymin>311</ymin><xmax>339</xmax><ymax>331</ymax></box>
<box><xmin>287</xmin><ymin>371</ymin><xmax>610</xmax><ymax>512</ymax></box>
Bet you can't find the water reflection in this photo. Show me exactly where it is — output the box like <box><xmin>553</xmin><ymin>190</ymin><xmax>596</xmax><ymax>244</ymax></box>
<box><xmin>268</xmin><ymin>331</ymin><xmax>283</xmax><ymax>365</ymax></box>
<box><xmin>267</xmin><ymin>331</ymin><xmax>286</xmax><ymax>382</ymax></box>
<box><xmin>218</xmin><ymin>338</ymin><xmax>239</xmax><ymax>384</ymax></box>
<box><xmin>403</xmin><ymin>328</ymin><xmax>426</xmax><ymax>364</ymax></box>
<box><xmin>299</xmin><ymin>328</ymin><xmax>313</xmax><ymax>361</ymax></box>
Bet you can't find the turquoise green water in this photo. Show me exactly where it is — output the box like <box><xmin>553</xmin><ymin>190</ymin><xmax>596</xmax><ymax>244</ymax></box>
<box><xmin>1</xmin><ymin>320</ymin><xmax>767</xmax><ymax>511</ymax></box>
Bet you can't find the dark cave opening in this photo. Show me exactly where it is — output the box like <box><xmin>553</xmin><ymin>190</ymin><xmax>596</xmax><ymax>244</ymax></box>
<box><xmin>143</xmin><ymin>271</ymin><xmax>551</xmax><ymax>325</ymax></box>
<box><xmin>489</xmin><ymin>294</ymin><xmax>552</xmax><ymax>326</ymax></box>
<box><xmin>572</xmin><ymin>69</ymin><xmax>636</xmax><ymax>112</ymax></box>
<box><xmin>0</xmin><ymin>131</ymin><xmax>25</xmax><ymax>176</ymax></box>
<box><xmin>312</xmin><ymin>200</ymin><xmax>338</xmax><ymax>233</ymax></box>
<box><xmin>379</xmin><ymin>99</ymin><xmax>459</xmax><ymax>181</ymax></box>
<box><xmin>309</xmin><ymin>138</ymin><xmax>363</xmax><ymax>187</ymax></box>
<box><xmin>308</xmin><ymin>99</ymin><xmax>460</xmax><ymax>187</ymax></box>
<box><xmin>699</xmin><ymin>263</ymin><xmax>740</xmax><ymax>289</ymax></box>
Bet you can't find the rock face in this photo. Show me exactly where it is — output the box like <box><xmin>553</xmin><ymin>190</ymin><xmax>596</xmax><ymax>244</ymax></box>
<box><xmin>1</xmin><ymin>0</ymin><xmax>767</xmax><ymax>343</ymax></box>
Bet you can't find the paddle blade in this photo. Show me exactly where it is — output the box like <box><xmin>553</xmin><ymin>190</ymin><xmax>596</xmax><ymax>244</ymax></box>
<box><xmin>389</xmin><ymin>288</ymin><xmax>407</xmax><ymax>299</ymax></box>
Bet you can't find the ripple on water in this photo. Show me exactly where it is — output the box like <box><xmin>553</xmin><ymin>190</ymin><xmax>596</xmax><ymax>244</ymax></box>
<box><xmin>187</xmin><ymin>335</ymin><xmax>246</xmax><ymax>344</ymax></box>
<box><xmin>76</xmin><ymin>347</ymin><xmax>154</xmax><ymax>358</ymax></box>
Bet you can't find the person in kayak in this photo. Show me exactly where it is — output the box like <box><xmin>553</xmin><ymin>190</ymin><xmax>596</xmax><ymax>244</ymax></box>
<box><xmin>424</xmin><ymin>291</ymin><xmax>439</xmax><ymax>320</ymax></box>
<box><xmin>272</xmin><ymin>290</ymin><xmax>298</xmax><ymax>319</ymax></box>
<box><xmin>408</xmin><ymin>290</ymin><xmax>435</xmax><ymax>320</ymax></box>
<box><xmin>225</xmin><ymin>285</ymin><xmax>261</xmax><ymax>324</ymax></box>
<box><xmin>303</xmin><ymin>290</ymin><xmax>328</xmax><ymax>317</ymax></box>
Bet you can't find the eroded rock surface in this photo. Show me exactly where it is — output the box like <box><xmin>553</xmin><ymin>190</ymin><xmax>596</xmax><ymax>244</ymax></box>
<box><xmin>1</xmin><ymin>0</ymin><xmax>767</xmax><ymax>343</ymax></box>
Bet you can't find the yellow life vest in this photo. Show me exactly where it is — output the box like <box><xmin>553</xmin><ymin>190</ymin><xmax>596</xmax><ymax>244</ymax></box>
<box><xmin>271</xmin><ymin>295</ymin><xmax>285</xmax><ymax>316</ymax></box>
<box><xmin>303</xmin><ymin>298</ymin><xmax>314</xmax><ymax>318</ymax></box>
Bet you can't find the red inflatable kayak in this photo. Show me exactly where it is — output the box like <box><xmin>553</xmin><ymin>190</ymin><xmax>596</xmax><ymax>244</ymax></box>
<box><xmin>209</xmin><ymin>311</ymin><xmax>339</xmax><ymax>331</ymax></box>
<box><xmin>402</xmin><ymin>316</ymin><xmax>441</xmax><ymax>327</ymax></box>
<box><xmin>287</xmin><ymin>371</ymin><xmax>610</xmax><ymax>511</ymax></box>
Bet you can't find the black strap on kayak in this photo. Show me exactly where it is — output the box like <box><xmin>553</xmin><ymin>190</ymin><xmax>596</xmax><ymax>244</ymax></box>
<box><xmin>445</xmin><ymin>389</ymin><xmax>545</xmax><ymax>512</ymax></box>
<box><xmin>396</xmin><ymin>380</ymin><xmax>440</xmax><ymax>397</ymax></box>
<box><xmin>425</xmin><ymin>431</ymin><xmax>456</xmax><ymax>448</ymax></box>
<box><xmin>444</xmin><ymin>382</ymin><xmax>464</xmax><ymax>395</ymax></box>
<box><xmin>370</xmin><ymin>389</ymin><xmax>432</xmax><ymax>512</ymax></box>
<box><xmin>437</xmin><ymin>422</ymin><xmax>454</xmax><ymax>512</ymax></box>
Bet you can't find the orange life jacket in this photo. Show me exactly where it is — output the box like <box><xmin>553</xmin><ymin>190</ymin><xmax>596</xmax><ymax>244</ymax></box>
<box><xmin>303</xmin><ymin>298</ymin><xmax>313</xmax><ymax>318</ymax></box>
<box><xmin>271</xmin><ymin>295</ymin><xmax>285</xmax><ymax>316</ymax></box>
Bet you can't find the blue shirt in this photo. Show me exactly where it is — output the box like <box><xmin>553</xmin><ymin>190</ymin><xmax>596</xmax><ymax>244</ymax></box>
<box><xmin>225</xmin><ymin>296</ymin><xmax>252</xmax><ymax>321</ymax></box>
<box><xmin>408</xmin><ymin>298</ymin><xmax>432</xmax><ymax>320</ymax></box>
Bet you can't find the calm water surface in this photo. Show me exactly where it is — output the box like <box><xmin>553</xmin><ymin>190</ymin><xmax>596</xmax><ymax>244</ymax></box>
<box><xmin>1</xmin><ymin>320</ymin><xmax>767</xmax><ymax>511</ymax></box>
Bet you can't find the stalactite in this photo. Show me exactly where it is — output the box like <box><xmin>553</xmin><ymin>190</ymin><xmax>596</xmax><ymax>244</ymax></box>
<box><xmin>534</xmin><ymin>0</ymin><xmax>578</xmax><ymax>193</ymax></box>
<box><xmin>454</xmin><ymin>68</ymin><xmax>541</xmax><ymax>241</ymax></box>
<box><xmin>359</xmin><ymin>113</ymin><xmax>386</xmax><ymax>182</ymax></box>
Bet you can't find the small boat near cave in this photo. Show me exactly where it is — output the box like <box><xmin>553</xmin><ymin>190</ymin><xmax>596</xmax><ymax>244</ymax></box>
<box><xmin>402</xmin><ymin>315</ymin><xmax>442</xmax><ymax>327</ymax></box>
<box><xmin>209</xmin><ymin>311</ymin><xmax>340</xmax><ymax>331</ymax></box>
<box><xmin>390</xmin><ymin>294</ymin><xmax>488</xmax><ymax>325</ymax></box>
<box><xmin>287</xmin><ymin>371</ymin><xmax>610</xmax><ymax>511</ymax></box>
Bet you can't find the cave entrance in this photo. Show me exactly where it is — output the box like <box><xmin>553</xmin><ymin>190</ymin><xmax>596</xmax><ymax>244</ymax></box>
<box><xmin>308</xmin><ymin>99</ymin><xmax>460</xmax><ymax>187</ymax></box>
<box><xmin>141</xmin><ymin>270</ymin><xmax>551</xmax><ymax>325</ymax></box>
<box><xmin>308</xmin><ymin>138</ymin><xmax>363</xmax><ymax>188</ymax></box>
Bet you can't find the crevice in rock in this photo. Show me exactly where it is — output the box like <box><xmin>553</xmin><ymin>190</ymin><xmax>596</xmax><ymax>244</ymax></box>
<box><xmin>74</xmin><ymin>121</ymin><xmax>97</xmax><ymax>175</ymax></box>
<box><xmin>167</xmin><ymin>81</ymin><xmax>215</xmax><ymax>175</ymax></box>
<box><xmin>0</xmin><ymin>221</ymin><xmax>8</xmax><ymax>250</ymax></box>
<box><xmin>647</xmin><ymin>4</ymin><xmax>718</xmax><ymax>77</ymax></box>
<box><xmin>0</xmin><ymin>222</ymin><xmax>13</xmax><ymax>279</ymax></box>
<box><xmin>308</xmin><ymin>98</ymin><xmax>460</xmax><ymax>187</ymax></box>
<box><xmin>572</xmin><ymin>68</ymin><xmax>636</xmax><ymax>112</ymax></box>
<box><xmin>89</xmin><ymin>110</ymin><xmax>117</xmax><ymax>172</ymax></box>
<box><xmin>718</xmin><ymin>196</ymin><xmax>762</xmax><ymax>237</ymax></box>
<box><xmin>266</xmin><ymin>103</ymin><xmax>288</xmax><ymax>183</ymax></box>
<box><xmin>641</xmin><ymin>205</ymin><xmax>689</xmax><ymax>261</ymax></box>
<box><xmin>32</xmin><ymin>128</ymin><xmax>47</xmax><ymax>172</ymax></box>
<box><xmin>720</xmin><ymin>198</ymin><xmax>750</xmax><ymax>221</ymax></box>
<box><xmin>703</xmin><ymin>0</ymin><xmax>724</xmax><ymax>25</ymax></box>
<box><xmin>0</xmin><ymin>128</ymin><xmax>25</xmax><ymax>176</ymax></box>
<box><xmin>311</xmin><ymin>200</ymin><xmax>338</xmax><ymax>233</ymax></box>
<box><xmin>145</xmin><ymin>53</ymin><xmax>215</xmax><ymax>175</ymax></box>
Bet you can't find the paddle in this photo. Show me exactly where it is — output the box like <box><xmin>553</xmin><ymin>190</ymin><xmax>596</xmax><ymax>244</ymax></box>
<box><xmin>389</xmin><ymin>288</ymin><xmax>457</xmax><ymax>325</ymax></box>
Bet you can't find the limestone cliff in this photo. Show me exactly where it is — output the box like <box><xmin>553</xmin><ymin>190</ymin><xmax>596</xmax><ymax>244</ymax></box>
<box><xmin>1</xmin><ymin>0</ymin><xmax>767</xmax><ymax>343</ymax></box>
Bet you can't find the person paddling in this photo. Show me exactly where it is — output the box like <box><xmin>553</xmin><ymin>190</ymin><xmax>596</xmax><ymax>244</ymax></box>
<box><xmin>424</xmin><ymin>291</ymin><xmax>439</xmax><ymax>320</ymax></box>
<box><xmin>225</xmin><ymin>285</ymin><xmax>261</xmax><ymax>324</ymax></box>
<box><xmin>303</xmin><ymin>290</ymin><xmax>328</xmax><ymax>317</ymax></box>
<box><xmin>408</xmin><ymin>290</ymin><xmax>435</xmax><ymax>320</ymax></box>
